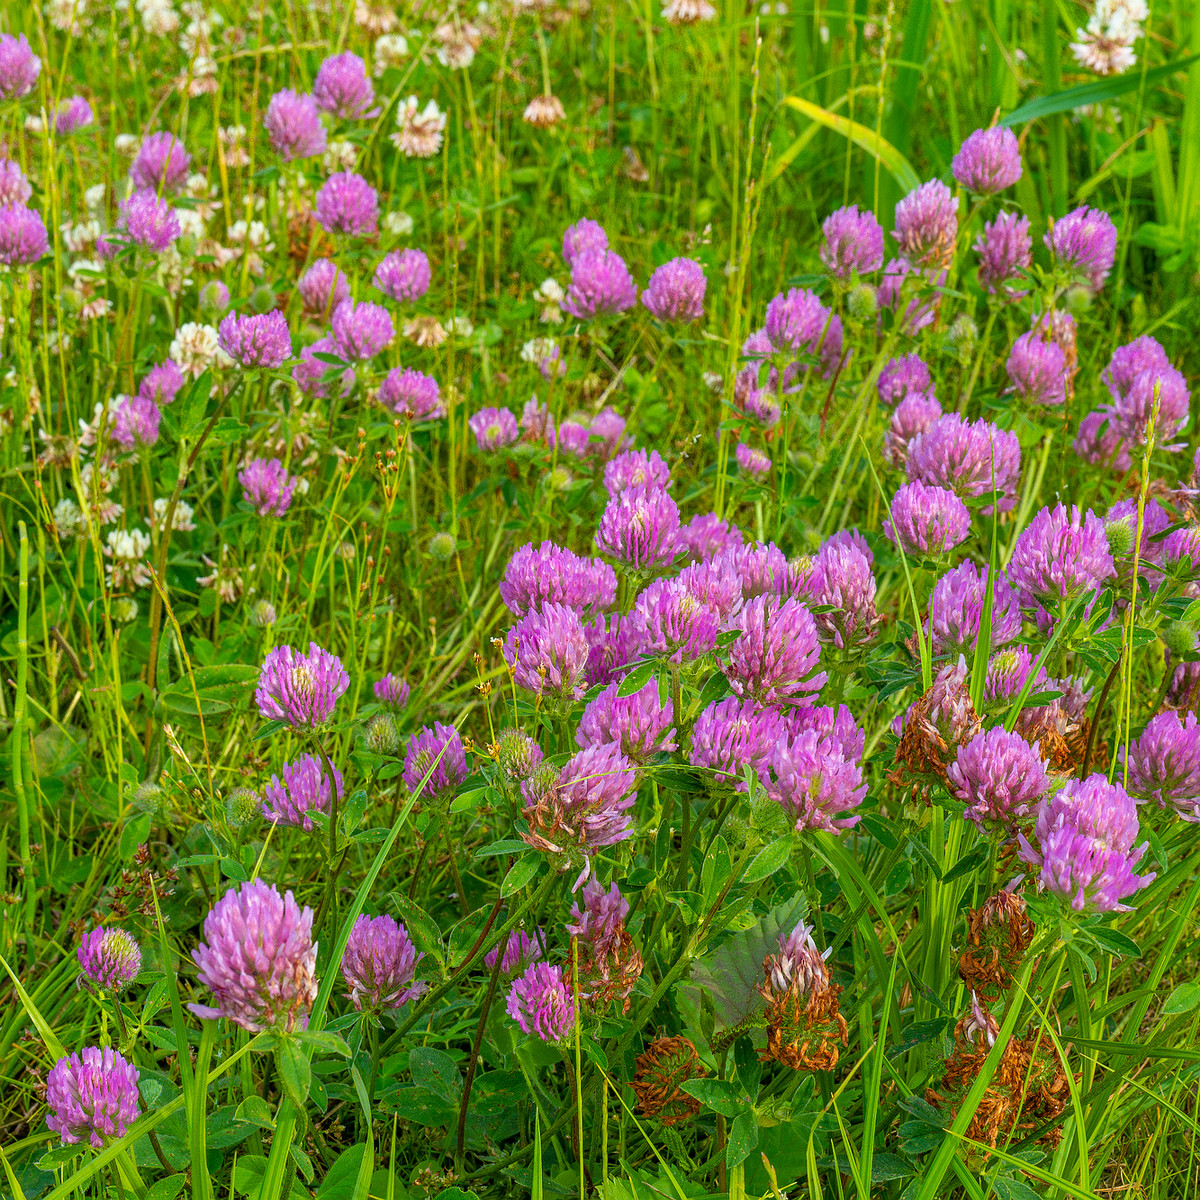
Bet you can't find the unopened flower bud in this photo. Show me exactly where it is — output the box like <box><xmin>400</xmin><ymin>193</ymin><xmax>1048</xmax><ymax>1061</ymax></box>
<box><xmin>846</xmin><ymin>283</ymin><xmax>877</xmax><ymax>321</ymax></box>
<box><xmin>1063</xmin><ymin>284</ymin><xmax>1092</xmax><ymax>315</ymax></box>
<box><xmin>428</xmin><ymin>531</ymin><xmax>456</xmax><ymax>561</ymax></box>
<box><xmin>365</xmin><ymin>712</ymin><xmax>401</xmax><ymax>755</ymax></box>
<box><xmin>225</xmin><ymin>787</ymin><xmax>261</xmax><ymax>827</ymax></box>
<box><xmin>249</xmin><ymin>599</ymin><xmax>277</xmax><ymax>628</ymax></box>
<box><xmin>250</xmin><ymin>284</ymin><xmax>278</xmax><ymax>315</ymax></box>
<box><xmin>1104</xmin><ymin>517</ymin><xmax>1134</xmax><ymax>560</ymax></box>
<box><xmin>1164</xmin><ymin>620</ymin><xmax>1199</xmax><ymax>658</ymax></box>
<box><xmin>112</xmin><ymin>597</ymin><xmax>139</xmax><ymax>624</ymax></box>
<box><xmin>199</xmin><ymin>280</ymin><xmax>229</xmax><ymax>316</ymax></box>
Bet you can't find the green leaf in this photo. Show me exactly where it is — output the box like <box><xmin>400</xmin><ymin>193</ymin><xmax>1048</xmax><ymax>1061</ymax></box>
<box><xmin>1163</xmin><ymin>982</ymin><xmax>1200</xmax><ymax>1015</ymax></box>
<box><xmin>408</xmin><ymin>1046</ymin><xmax>461</xmax><ymax>1103</ymax></box>
<box><xmin>1089</xmin><ymin>927</ymin><xmax>1141</xmax><ymax>958</ymax></box>
<box><xmin>277</xmin><ymin>1039</ymin><xmax>312</xmax><ymax>1110</ymax></box>
<box><xmin>679</xmin><ymin>1077</ymin><xmax>745</xmax><ymax>1118</ymax></box>
<box><xmin>473</xmin><ymin>838</ymin><xmax>528</xmax><ymax>858</ymax></box>
<box><xmin>617</xmin><ymin>660</ymin><xmax>656</xmax><ymax>697</ymax></box>
<box><xmin>501</xmin><ymin>854</ymin><xmax>541</xmax><ymax>897</ymax></box>
<box><xmin>119</xmin><ymin>810</ymin><xmax>152</xmax><ymax>860</ymax></box>
<box><xmin>743</xmin><ymin>835</ymin><xmax>794</xmax><ymax>883</ymax></box>
<box><xmin>145</xmin><ymin>1176</ymin><xmax>189</xmax><ymax>1200</ymax></box>
<box><xmin>292</xmin><ymin>1030</ymin><xmax>350</xmax><ymax>1057</ymax></box>
<box><xmin>991</xmin><ymin>1175</ymin><xmax>1043</xmax><ymax>1200</ymax></box>
<box><xmin>700</xmin><ymin>836</ymin><xmax>732</xmax><ymax>906</ymax></box>
<box><xmin>725</xmin><ymin>1110</ymin><xmax>760</xmax><ymax>1170</ymax></box>
<box><xmin>234</xmin><ymin>1095</ymin><xmax>276</xmax><ymax>1130</ymax></box>
<box><xmin>36</xmin><ymin>1146</ymin><xmax>83</xmax><ymax>1171</ymax></box>
<box><xmin>1001</xmin><ymin>56</ymin><xmax>1200</xmax><ymax>127</ymax></box>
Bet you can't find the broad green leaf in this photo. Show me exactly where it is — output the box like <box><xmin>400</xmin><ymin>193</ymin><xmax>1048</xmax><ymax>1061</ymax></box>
<box><xmin>743</xmin><ymin>834</ymin><xmax>794</xmax><ymax>884</ymax></box>
<box><xmin>1163</xmin><ymin>982</ymin><xmax>1200</xmax><ymax>1015</ymax></box>
<box><xmin>501</xmin><ymin>854</ymin><xmax>541</xmax><ymax>897</ymax></box>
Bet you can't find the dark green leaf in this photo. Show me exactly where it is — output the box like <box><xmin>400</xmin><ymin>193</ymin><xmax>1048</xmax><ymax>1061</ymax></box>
<box><xmin>500</xmin><ymin>854</ymin><xmax>540</xmax><ymax>897</ymax></box>
<box><xmin>679</xmin><ymin>1077</ymin><xmax>745</xmax><ymax>1118</ymax></box>
<box><xmin>409</xmin><ymin>1046</ymin><xmax>461</xmax><ymax>1102</ymax></box>
<box><xmin>743</xmin><ymin>835</ymin><xmax>794</xmax><ymax>883</ymax></box>
<box><xmin>726</xmin><ymin>1110</ymin><xmax>760</xmax><ymax>1170</ymax></box>
<box><xmin>616</xmin><ymin>660</ymin><xmax>656</xmax><ymax>697</ymax></box>
<box><xmin>277</xmin><ymin>1039</ymin><xmax>312</xmax><ymax>1109</ymax></box>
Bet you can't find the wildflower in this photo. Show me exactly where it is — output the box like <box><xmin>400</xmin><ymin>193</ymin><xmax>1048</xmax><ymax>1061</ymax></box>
<box><xmin>379</xmin><ymin>367</ymin><xmax>442</xmax><ymax>419</ymax></box>
<box><xmin>391</xmin><ymin>96</ymin><xmax>447</xmax><ymax>158</ymax></box>
<box><xmin>951</xmin><ymin>126</ymin><xmax>1022</xmax><ymax>194</ymax></box>
<box><xmin>341</xmin><ymin>915</ymin><xmax>425</xmax><ymax>1011</ymax></box>
<box><xmin>1074</xmin><ymin>408</ymin><xmax>1131</xmax><ymax>471</ymax></box>
<box><xmin>736</xmin><ymin>442</ymin><xmax>771</xmax><ymax>475</ymax></box>
<box><xmin>129</xmin><ymin>131</ymin><xmax>190</xmax><ymax>191</ymax></box>
<box><xmin>631</xmin><ymin>1037</ymin><xmax>706</xmax><ymax>1125</ymax></box>
<box><xmin>724</xmin><ymin>595</ymin><xmax>825</xmax><ymax>706</ymax></box>
<box><xmin>0</xmin><ymin>159</ymin><xmax>31</xmax><ymax>205</ymax></box>
<box><xmin>947</xmin><ymin>727</ymin><xmax>1051</xmax><ymax>829</ymax></box>
<box><xmin>563</xmin><ymin>249</ymin><xmax>638</xmax><ymax>319</ymax></box>
<box><xmin>111</xmin><ymin>395</ymin><xmax>161</xmax><ymax>450</ymax></box>
<box><xmin>507</xmin><ymin>963</ymin><xmax>575</xmax><ymax>1042</ymax></box>
<box><xmin>1006</xmin><ymin>331</ymin><xmax>1067</xmax><ymax>406</ymax></box>
<box><xmin>759</xmin><ymin>920</ymin><xmax>847</xmax><ymax>1071</ymax></box>
<box><xmin>315</xmin><ymin>171</ymin><xmax>379</xmax><ymax>237</ymax></box>
<box><xmin>641</xmin><ymin>257</ymin><xmax>706</xmax><ymax>321</ymax></box>
<box><xmin>877</xmin><ymin>352</ymin><xmax>934</xmax><ymax>407</ymax></box>
<box><xmin>313</xmin><ymin>52</ymin><xmax>377</xmax><ymax>119</ymax></box>
<box><xmin>138</xmin><ymin>360</ymin><xmax>185</xmax><ymax>406</ymax></box>
<box><xmin>662</xmin><ymin>0</ymin><xmax>717</xmax><ymax>21</ymax></box>
<box><xmin>108</xmin><ymin>188</ymin><xmax>179</xmax><ymax>255</ymax></box>
<box><xmin>104</xmin><ymin>528</ymin><xmax>152</xmax><ymax>589</ymax></box>
<box><xmin>524</xmin><ymin>94</ymin><xmax>566</xmax><ymax>127</ymax></box>
<box><xmin>892</xmin><ymin>656</ymin><xmax>982</xmax><ymax>789</ymax></box>
<box><xmin>765</xmin><ymin>730</ymin><xmax>865</xmax><ymax>833</ymax></box>
<box><xmin>763</xmin><ymin>287</ymin><xmax>843</xmax><ymax>377</ymax></box>
<box><xmin>927</xmin><ymin>561</ymin><xmax>1021</xmax><ymax>657</ymax></box>
<box><xmin>0</xmin><ymin>33</ymin><xmax>40</xmax><ymax>100</ymax></box>
<box><xmin>259</xmin><ymin>753</ymin><xmax>344</xmax><ymax>830</ymax></box>
<box><xmin>1102</xmin><ymin>335</ymin><xmax>1190</xmax><ymax>445</ymax></box>
<box><xmin>893</xmin><ymin>180</ymin><xmax>958</xmax><ymax>268</ymax></box>
<box><xmin>884</xmin><ymin>393</ymin><xmax>943</xmax><ymax>469</ymax></box>
<box><xmin>501</xmin><ymin>543</ymin><xmax>617</xmax><ymax>617</ymax></box>
<box><xmin>1071</xmin><ymin>0</ymin><xmax>1143</xmax><ymax>75</ymax></box>
<box><xmin>958</xmin><ymin>889</ymin><xmax>1036</xmax><ymax>996</ymax></box>
<box><xmin>562</xmin><ymin>218</ymin><xmax>608</xmax><ymax>266</ymax></box>
<box><xmin>1045</xmin><ymin>205</ymin><xmax>1117</xmax><ymax>293</ymax></box>
<box><xmin>374</xmin><ymin>247</ymin><xmax>431</xmax><ymax>302</ymax></box>
<box><xmin>1018</xmin><ymin>774</ymin><xmax>1153</xmax><ymax>912</ymax></box>
<box><xmin>55</xmin><ymin>96</ymin><xmax>94</xmax><ymax>135</ymax></box>
<box><xmin>605</xmin><ymin>449</ymin><xmax>672</xmax><ymax>495</ymax></box>
<box><xmin>886</xmin><ymin>481</ymin><xmax>970</xmax><ymax>556</ymax></box>
<box><xmin>595</xmin><ymin>484</ymin><xmax>680</xmax><ymax>569</ymax></box>
<box><xmin>218</xmin><ymin>311</ymin><xmax>292</xmax><ymax>369</ymax></box>
<box><xmin>298</xmin><ymin>259</ymin><xmax>350</xmax><ymax>317</ymax></box>
<box><xmin>806</xmin><ymin>537</ymin><xmax>881</xmax><ymax>649</ymax></box>
<box><xmin>679</xmin><ymin>512</ymin><xmax>743</xmax><ymax>563</ymax></box>
<box><xmin>494</xmin><ymin>730</ymin><xmax>545</xmax><ymax>783</ymax></box>
<box><xmin>77</xmin><ymin>928</ymin><xmax>141</xmax><ymax>992</ymax></box>
<box><xmin>1123</xmin><ymin>709</ymin><xmax>1200</xmax><ymax>821</ymax></box>
<box><xmin>331</xmin><ymin>299</ymin><xmax>394</xmax><ymax>361</ymax></box>
<box><xmin>46</xmin><ymin>1048</ymin><xmax>140</xmax><ymax>1148</ymax></box>
<box><xmin>504</xmin><ymin>602</ymin><xmax>592</xmax><ymax>701</ymax></box>
<box><xmin>975</xmin><ymin>210</ymin><xmax>1032</xmax><ymax>295</ymax></box>
<box><xmin>819</xmin><ymin>204</ymin><xmax>884</xmax><ymax>279</ymax></box>
<box><xmin>687</xmin><ymin>697</ymin><xmax>782</xmax><ymax>785</ymax></box>
<box><xmin>262</xmin><ymin>90</ymin><xmax>326</xmax><ymax>161</ymax></box>
<box><xmin>485</xmin><ymin>929</ymin><xmax>545</xmax><ymax>974</ymax></box>
<box><xmin>373</xmin><ymin>33</ymin><xmax>409</xmax><ymax>74</ymax></box>
<box><xmin>403</xmin><ymin>722</ymin><xmax>467</xmax><ymax>800</ymax></box>
<box><xmin>577</xmin><ymin>680</ymin><xmax>677</xmax><ymax>763</ymax></box>
<box><xmin>239</xmin><ymin>457</ymin><xmax>296</xmax><ymax>516</ymax></box>
<box><xmin>1007</xmin><ymin>503</ymin><xmax>1115</xmax><ymax>620</ymax></box>
<box><xmin>293</xmin><ymin>336</ymin><xmax>355</xmax><ymax>398</ymax></box>
<box><xmin>906</xmin><ymin>414</ymin><xmax>1022</xmax><ymax>511</ymax></box>
<box><xmin>568</xmin><ymin>879</ymin><xmax>643</xmax><ymax>1011</ymax></box>
<box><xmin>190</xmin><ymin>879</ymin><xmax>318</xmax><ymax>1031</ymax></box>
<box><xmin>255</xmin><ymin>642</ymin><xmax>350</xmax><ymax>728</ymax></box>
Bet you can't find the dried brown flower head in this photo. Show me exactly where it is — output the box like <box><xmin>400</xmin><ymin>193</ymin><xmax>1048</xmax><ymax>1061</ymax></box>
<box><xmin>631</xmin><ymin>1036</ymin><xmax>705</xmax><ymax>1126</ymax></box>
<box><xmin>523</xmin><ymin>94</ymin><xmax>566</xmax><ymax>128</ymax></box>
<box><xmin>959</xmin><ymin>889</ymin><xmax>1036</xmax><ymax>998</ymax></box>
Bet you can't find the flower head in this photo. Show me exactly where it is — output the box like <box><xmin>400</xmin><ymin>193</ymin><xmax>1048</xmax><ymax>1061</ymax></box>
<box><xmin>507</xmin><ymin>963</ymin><xmax>575</xmax><ymax>1042</ymax></box>
<box><xmin>877</xmin><ymin>352</ymin><xmax>933</xmax><ymax>408</ymax></box>
<box><xmin>315</xmin><ymin>171</ymin><xmax>379</xmax><ymax>237</ymax></box>
<box><xmin>1018</xmin><ymin>775</ymin><xmax>1153</xmax><ymax>912</ymax></box>
<box><xmin>78</xmin><ymin>928</ymin><xmax>141</xmax><ymax>992</ymax></box>
<box><xmin>763</xmin><ymin>288</ymin><xmax>842</xmax><ymax>377</ymax></box>
<box><xmin>928</xmin><ymin>561</ymin><xmax>1021</xmax><ymax>657</ymax></box>
<box><xmin>1103</xmin><ymin>335</ymin><xmax>1190</xmax><ymax>445</ymax></box>
<box><xmin>820</xmin><ymin>204</ymin><xmax>884</xmax><ymax>279</ymax></box>
<box><xmin>374</xmin><ymin>672</ymin><xmax>410</xmax><ymax>710</ymax></box>
<box><xmin>115</xmin><ymin>188</ymin><xmax>180</xmax><ymax>253</ymax></box>
<box><xmin>577</xmin><ymin>680</ymin><xmax>677</xmax><ymax>764</ymax></box>
<box><xmin>130</xmin><ymin>131</ymin><xmax>190</xmax><ymax>191</ymax></box>
<box><xmin>341</xmin><ymin>914</ymin><xmax>425</xmax><ymax>1011</ymax></box>
<box><xmin>190</xmin><ymin>879</ymin><xmax>318</xmax><ymax>1031</ymax></box>
<box><xmin>952</xmin><ymin>126</ymin><xmax>1022</xmax><ymax>194</ymax></box>
<box><xmin>469</xmin><ymin>405</ymin><xmax>520</xmax><ymax>450</ymax></box>
<box><xmin>138</xmin><ymin>360</ymin><xmax>185</xmax><ymax>406</ymax></box>
<box><xmin>630</xmin><ymin>576</ymin><xmax>721</xmax><ymax>662</ymax></box>
<box><xmin>766</xmin><ymin>729</ymin><xmax>865</xmax><ymax>833</ymax></box>
<box><xmin>562</xmin><ymin>218</ymin><xmax>608</xmax><ymax>267</ymax></box>
<box><xmin>568</xmin><ymin>879</ymin><xmax>643</xmax><ymax>1010</ymax></box>
<box><xmin>736</xmin><ymin>442</ymin><xmax>771</xmax><ymax>474</ymax></box>
<box><xmin>392</xmin><ymin>96</ymin><xmax>446</xmax><ymax>157</ymax></box>
<box><xmin>1007</xmin><ymin>503</ymin><xmax>1115</xmax><ymax>618</ymax></box>
<box><xmin>260</xmin><ymin>753</ymin><xmax>344</xmax><ymax>830</ymax></box>
<box><xmin>239</xmin><ymin>456</ymin><xmax>296</xmax><ymax>516</ymax></box>
<box><xmin>885</xmin><ymin>481</ymin><xmax>970</xmax><ymax>556</ymax></box>
<box><xmin>332</xmin><ymin>299</ymin><xmax>394</xmax><ymax>361</ymax></box>
<box><xmin>679</xmin><ymin>512</ymin><xmax>743</xmax><ymax>563</ymax></box>
<box><xmin>486</xmin><ymin>929</ymin><xmax>545</xmax><ymax>974</ymax></box>
<box><xmin>264</xmin><ymin>90</ymin><xmax>327</xmax><ymax>161</ymax></box>
<box><xmin>805</xmin><ymin>535</ymin><xmax>880</xmax><ymax>649</ymax></box>
<box><xmin>884</xmin><ymin>393</ymin><xmax>943</xmax><ymax>468</ymax></box>
<box><xmin>379</xmin><ymin>367</ymin><xmax>442</xmax><ymax>419</ymax></box>
<box><xmin>500</xmin><ymin>542</ymin><xmax>617</xmax><ymax>618</ymax></box>
<box><xmin>55</xmin><ymin>96</ymin><xmax>94</xmax><ymax>135</ymax></box>
<box><xmin>595</xmin><ymin>484</ymin><xmax>681</xmax><ymax>570</ymax></box>
<box><xmin>0</xmin><ymin>33</ymin><xmax>40</xmax><ymax>100</ymax></box>
<box><xmin>218</xmin><ymin>311</ymin><xmax>292</xmax><ymax>368</ymax></box>
<box><xmin>1006</xmin><ymin>332</ymin><xmax>1067</xmax><ymax>406</ymax></box>
<box><xmin>947</xmin><ymin>727</ymin><xmax>1051</xmax><ymax>829</ymax></box>
<box><xmin>374</xmin><ymin>247</ymin><xmax>431</xmax><ymax>302</ymax></box>
<box><xmin>293</xmin><ymin>336</ymin><xmax>355</xmax><ymax>398</ymax></box>
<box><xmin>563</xmin><ymin>249</ymin><xmax>638</xmax><ymax>319</ymax></box>
<box><xmin>893</xmin><ymin>180</ymin><xmax>959</xmax><ymax>268</ymax></box>
<box><xmin>641</xmin><ymin>257</ymin><xmax>706</xmax><ymax>322</ymax></box>
<box><xmin>906</xmin><ymin>414</ymin><xmax>1021</xmax><ymax>511</ymax></box>
<box><xmin>504</xmin><ymin>602</ymin><xmax>592</xmax><ymax>701</ymax></box>
<box><xmin>0</xmin><ymin>159</ymin><xmax>31</xmax><ymax>206</ymax></box>
<box><xmin>724</xmin><ymin>595</ymin><xmax>826</xmax><ymax>706</ymax></box>
<box><xmin>604</xmin><ymin>449</ymin><xmax>672</xmax><ymax>495</ymax></box>
<box><xmin>111</xmin><ymin>395</ymin><xmax>161</xmax><ymax>450</ymax></box>
<box><xmin>313</xmin><ymin>52</ymin><xmax>377</xmax><ymax>118</ymax></box>
<box><xmin>403</xmin><ymin>722</ymin><xmax>467</xmax><ymax>799</ymax></box>
<box><xmin>688</xmin><ymin>697</ymin><xmax>783</xmax><ymax>785</ymax></box>
<box><xmin>46</xmin><ymin>1048</ymin><xmax>139</xmax><ymax>1148</ymax></box>
<box><xmin>975</xmin><ymin>210</ymin><xmax>1032</xmax><ymax>295</ymax></box>
<box><xmin>1123</xmin><ymin>710</ymin><xmax>1200</xmax><ymax>821</ymax></box>
<box><xmin>298</xmin><ymin>258</ymin><xmax>350</xmax><ymax>316</ymax></box>
<box><xmin>255</xmin><ymin>642</ymin><xmax>350</xmax><ymax>728</ymax></box>
<box><xmin>1045</xmin><ymin>206</ymin><xmax>1117</xmax><ymax>293</ymax></box>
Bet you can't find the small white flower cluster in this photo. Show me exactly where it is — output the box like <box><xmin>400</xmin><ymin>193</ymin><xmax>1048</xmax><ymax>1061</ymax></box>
<box><xmin>1070</xmin><ymin>0</ymin><xmax>1148</xmax><ymax>76</ymax></box>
